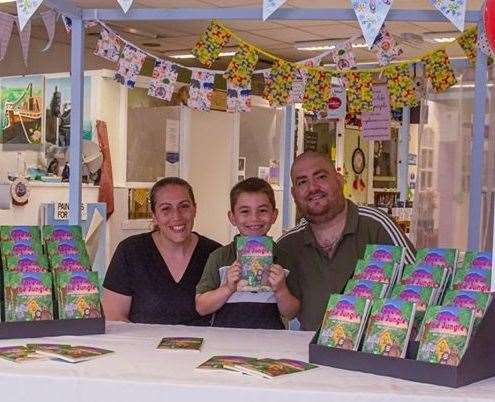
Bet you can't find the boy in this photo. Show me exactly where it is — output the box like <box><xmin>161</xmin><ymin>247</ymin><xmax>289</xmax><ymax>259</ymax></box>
<box><xmin>196</xmin><ymin>178</ymin><xmax>300</xmax><ymax>329</ymax></box>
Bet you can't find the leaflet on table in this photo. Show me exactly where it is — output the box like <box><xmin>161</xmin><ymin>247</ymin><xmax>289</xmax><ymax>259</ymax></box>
<box><xmin>236</xmin><ymin>236</ymin><xmax>273</xmax><ymax>292</ymax></box>
<box><xmin>34</xmin><ymin>345</ymin><xmax>113</xmax><ymax>363</ymax></box>
<box><xmin>317</xmin><ymin>294</ymin><xmax>371</xmax><ymax>351</ymax></box>
<box><xmin>0</xmin><ymin>346</ymin><xmax>46</xmax><ymax>363</ymax></box>
<box><xmin>196</xmin><ymin>355</ymin><xmax>256</xmax><ymax>372</ymax></box>
<box><xmin>230</xmin><ymin>358</ymin><xmax>317</xmax><ymax>379</ymax></box>
<box><xmin>157</xmin><ymin>337</ymin><xmax>203</xmax><ymax>351</ymax></box>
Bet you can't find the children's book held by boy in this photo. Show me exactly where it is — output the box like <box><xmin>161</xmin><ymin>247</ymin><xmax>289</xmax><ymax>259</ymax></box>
<box><xmin>34</xmin><ymin>345</ymin><xmax>114</xmax><ymax>363</ymax></box>
<box><xmin>362</xmin><ymin>298</ymin><xmax>416</xmax><ymax>358</ymax></box>
<box><xmin>417</xmin><ymin>305</ymin><xmax>474</xmax><ymax>366</ymax></box>
<box><xmin>236</xmin><ymin>236</ymin><xmax>273</xmax><ymax>292</ymax></box>
<box><xmin>317</xmin><ymin>294</ymin><xmax>371</xmax><ymax>351</ymax></box>
<box><xmin>157</xmin><ymin>337</ymin><xmax>203</xmax><ymax>351</ymax></box>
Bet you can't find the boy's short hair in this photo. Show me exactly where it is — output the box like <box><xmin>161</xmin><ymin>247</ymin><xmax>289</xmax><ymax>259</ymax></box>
<box><xmin>230</xmin><ymin>177</ymin><xmax>276</xmax><ymax>211</ymax></box>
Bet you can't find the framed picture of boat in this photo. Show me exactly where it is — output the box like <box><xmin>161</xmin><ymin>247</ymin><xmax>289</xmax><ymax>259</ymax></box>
<box><xmin>0</xmin><ymin>75</ymin><xmax>44</xmax><ymax>145</ymax></box>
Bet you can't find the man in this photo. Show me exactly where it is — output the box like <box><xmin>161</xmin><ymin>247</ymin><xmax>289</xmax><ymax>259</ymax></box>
<box><xmin>279</xmin><ymin>152</ymin><xmax>415</xmax><ymax>331</ymax></box>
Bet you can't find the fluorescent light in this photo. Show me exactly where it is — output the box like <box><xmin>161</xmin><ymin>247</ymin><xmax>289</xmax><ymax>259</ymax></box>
<box><xmin>169</xmin><ymin>51</ymin><xmax>236</xmax><ymax>59</ymax></box>
<box><xmin>296</xmin><ymin>37</ymin><xmax>367</xmax><ymax>51</ymax></box>
<box><xmin>0</xmin><ymin>0</ymin><xmax>15</xmax><ymax>3</ymax></box>
<box><xmin>422</xmin><ymin>31</ymin><xmax>458</xmax><ymax>44</ymax></box>
<box><xmin>297</xmin><ymin>45</ymin><xmax>335</xmax><ymax>51</ymax></box>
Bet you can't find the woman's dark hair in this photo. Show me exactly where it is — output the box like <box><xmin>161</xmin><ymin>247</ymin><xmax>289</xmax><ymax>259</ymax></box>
<box><xmin>149</xmin><ymin>177</ymin><xmax>196</xmax><ymax>212</ymax></box>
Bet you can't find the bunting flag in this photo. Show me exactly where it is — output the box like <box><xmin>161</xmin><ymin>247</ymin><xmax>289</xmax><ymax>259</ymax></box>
<box><xmin>371</xmin><ymin>24</ymin><xmax>403</xmax><ymax>66</ymax></box>
<box><xmin>263</xmin><ymin>60</ymin><xmax>296</xmax><ymax>107</ymax></box>
<box><xmin>94</xmin><ymin>28</ymin><xmax>122</xmax><ymax>63</ymax></box>
<box><xmin>0</xmin><ymin>12</ymin><xmax>15</xmax><ymax>62</ymax></box>
<box><xmin>303</xmin><ymin>70</ymin><xmax>333</xmax><ymax>112</ymax></box>
<box><xmin>17</xmin><ymin>19</ymin><xmax>31</xmax><ymax>65</ymax></box>
<box><xmin>457</xmin><ymin>27</ymin><xmax>478</xmax><ymax>65</ymax></box>
<box><xmin>114</xmin><ymin>44</ymin><xmax>146</xmax><ymax>89</ymax></box>
<box><xmin>188</xmin><ymin>70</ymin><xmax>215</xmax><ymax>111</ymax></box>
<box><xmin>192</xmin><ymin>21</ymin><xmax>231</xmax><ymax>68</ymax></box>
<box><xmin>226</xmin><ymin>81</ymin><xmax>252</xmax><ymax>113</ymax></box>
<box><xmin>332</xmin><ymin>41</ymin><xmax>356</xmax><ymax>71</ymax></box>
<box><xmin>346</xmin><ymin>71</ymin><xmax>374</xmax><ymax>113</ymax></box>
<box><xmin>431</xmin><ymin>0</ymin><xmax>466</xmax><ymax>31</ymax></box>
<box><xmin>223</xmin><ymin>43</ymin><xmax>259</xmax><ymax>87</ymax></box>
<box><xmin>263</xmin><ymin>0</ymin><xmax>287</xmax><ymax>21</ymax></box>
<box><xmin>351</xmin><ymin>0</ymin><xmax>394</xmax><ymax>49</ymax></box>
<box><xmin>421</xmin><ymin>49</ymin><xmax>457</xmax><ymax>93</ymax></box>
<box><xmin>148</xmin><ymin>59</ymin><xmax>179</xmax><ymax>101</ymax></box>
<box><xmin>41</xmin><ymin>10</ymin><xmax>57</xmax><ymax>52</ymax></box>
<box><xmin>16</xmin><ymin>0</ymin><xmax>43</xmax><ymax>32</ymax></box>
<box><xmin>289</xmin><ymin>55</ymin><xmax>323</xmax><ymax>104</ymax></box>
<box><xmin>117</xmin><ymin>0</ymin><xmax>134</xmax><ymax>13</ymax></box>
<box><xmin>315</xmin><ymin>84</ymin><xmax>347</xmax><ymax>120</ymax></box>
<box><xmin>383</xmin><ymin>63</ymin><xmax>418</xmax><ymax>109</ymax></box>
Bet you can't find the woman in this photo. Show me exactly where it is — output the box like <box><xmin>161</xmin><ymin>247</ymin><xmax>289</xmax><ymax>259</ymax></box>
<box><xmin>103</xmin><ymin>177</ymin><xmax>222</xmax><ymax>325</ymax></box>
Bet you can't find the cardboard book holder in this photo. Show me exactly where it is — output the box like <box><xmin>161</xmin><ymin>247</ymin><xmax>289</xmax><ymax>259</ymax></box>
<box><xmin>309</xmin><ymin>300</ymin><xmax>495</xmax><ymax>388</ymax></box>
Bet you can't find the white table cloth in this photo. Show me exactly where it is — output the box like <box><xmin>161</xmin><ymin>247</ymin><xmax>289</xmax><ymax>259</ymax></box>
<box><xmin>0</xmin><ymin>321</ymin><xmax>493</xmax><ymax>402</ymax></box>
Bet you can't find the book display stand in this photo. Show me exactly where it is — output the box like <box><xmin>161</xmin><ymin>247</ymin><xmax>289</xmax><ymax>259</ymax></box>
<box><xmin>309</xmin><ymin>300</ymin><xmax>495</xmax><ymax>388</ymax></box>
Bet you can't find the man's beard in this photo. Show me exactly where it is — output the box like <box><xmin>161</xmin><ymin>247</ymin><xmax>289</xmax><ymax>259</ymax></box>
<box><xmin>300</xmin><ymin>195</ymin><xmax>346</xmax><ymax>224</ymax></box>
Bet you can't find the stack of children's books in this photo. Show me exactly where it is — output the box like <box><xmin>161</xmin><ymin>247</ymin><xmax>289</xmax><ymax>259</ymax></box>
<box><xmin>317</xmin><ymin>245</ymin><xmax>493</xmax><ymax>367</ymax></box>
<box><xmin>197</xmin><ymin>355</ymin><xmax>317</xmax><ymax>379</ymax></box>
<box><xmin>0</xmin><ymin>225</ymin><xmax>102</xmax><ymax>323</ymax></box>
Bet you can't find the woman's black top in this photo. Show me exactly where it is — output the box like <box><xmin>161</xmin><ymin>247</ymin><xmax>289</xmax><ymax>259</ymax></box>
<box><xmin>103</xmin><ymin>232</ymin><xmax>221</xmax><ymax>325</ymax></box>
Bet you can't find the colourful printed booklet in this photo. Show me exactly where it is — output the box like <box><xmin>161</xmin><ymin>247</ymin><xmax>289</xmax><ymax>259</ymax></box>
<box><xmin>197</xmin><ymin>355</ymin><xmax>256</xmax><ymax>372</ymax></box>
<box><xmin>363</xmin><ymin>244</ymin><xmax>405</xmax><ymax>264</ymax></box>
<box><xmin>0</xmin><ymin>346</ymin><xmax>46</xmax><ymax>363</ymax></box>
<box><xmin>452</xmin><ymin>267</ymin><xmax>491</xmax><ymax>293</ymax></box>
<box><xmin>461</xmin><ymin>251</ymin><xmax>492</xmax><ymax>271</ymax></box>
<box><xmin>49</xmin><ymin>253</ymin><xmax>92</xmax><ymax>272</ymax></box>
<box><xmin>362</xmin><ymin>298</ymin><xmax>416</xmax><ymax>358</ymax></box>
<box><xmin>417</xmin><ymin>305</ymin><xmax>474</xmax><ymax>366</ymax></box>
<box><xmin>390</xmin><ymin>284</ymin><xmax>434</xmax><ymax>328</ymax></box>
<box><xmin>46</xmin><ymin>239</ymin><xmax>88</xmax><ymax>257</ymax></box>
<box><xmin>34</xmin><ymin>345</ymin><xmax>113</xmax><ymax>363</ymax></box>
<box><xmin>353</xmin><ymin>259</ymin><xmax>397</xmax><ymax>284</ymax></box>
<box><xmin>0</xmin><ymin>226</ymin><xmax>41</xmax><ymax>242</ymax></box>
<box><xmin>1</xmin><ymin>240</ymin><xmax>44</xmax><ymax>259</ymax></box>
<box><xmin>415</xmin><ymin>248</ymin><xmax>458</xmax><ymax>273</ymax></box>
<box><xmin>157</xmin><ymin>337</ymin><xmax>203</xmax><ymax>351</ymax></box>
<box><xmin>55</xmin><ymin>271</ymin><xmax>102</xmax><ymax>319</ymax></box>
<box><xmin>443</xmin><ymin>289</ymin><xmax>492</xmax><ymax>325</ymax></box>
<box><xmin>42</xmin><ymin>225</ymin><xmax>83</xmax><ymax>243</ymax></box>
<box><xmin>236</xmin><ymin>236</ymin><xmax>273</xmax><ymax>292</ymax></box>
<box><xmin>400</xmin><ymin>263</ymin><xmax>447</xmax><ymax>303</ymax></box>
<box><xmin>317</xmin><ymin>294</ymin><xmax>371</xmax><ymax>350</ymax></box>
<box><xmin>4</xmin><ymin>255</ymin><xmax>49</xmax><ymax>272</ymax></box>
<box><xmin>4</xmin><ymin>271</ymin><xmax>54</xmax><ymax>321</ymax></box>
<box><xmin>232</xmin><ymin>358</ymin><xmax>317</xmax><ymax>379</ymax></box>
<box><xmin>343</xmin><ymin>279</ymin><xmax>388</xmax><ymax>299</ymax></box>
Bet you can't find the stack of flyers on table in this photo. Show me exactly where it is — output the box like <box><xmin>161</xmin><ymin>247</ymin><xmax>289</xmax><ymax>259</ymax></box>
<box><xmin>236</xmin><ymin>236</ymin><xmax>273</xmax><ymax>292</ymax></box>
<box><xmin>416</xmin><ymin>305</ymin><xmax>475</xmax><ymax>366</ymax></box>
<box><xmin>317</xmin><ymin>294</ymin><xmax>371</xmax><ymax>351</ymax></box>
<box><xmin>352</xmin><ymin>259</ymin><xmax>398</xmax><ymax>296</ymax></box>
<box><xmin>157</xmin><ymin>337</ymin><xmax>203</xmax><ymax>351</ymax></box>
<box><xmin>29</xmin><ymin>343</ymin><xmax>113</xmax><ymax>363</ymax></box>
<box><xmin>363</xmin><ymin>244</ymin><xmax>406</xmax><ymax>280</ymax></box>
<box><xmin>389</xmin><ymin>284</ymin><xmax>435</xmax><ymax>332</ymax></box>
<box><xmin>362</xmin><ymin>298</ymin><xmax>416</xmax><ymax>358</ymax></box>
<box><xmin>400</xmin><ymin>262</ymin><xmax>448</xmax><ymax>305</ymax></box>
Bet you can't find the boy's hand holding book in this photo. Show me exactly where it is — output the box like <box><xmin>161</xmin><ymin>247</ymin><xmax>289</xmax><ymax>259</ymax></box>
<box><xmin>224</xmin><ymin>261</ymin><xmax>241</xmax><ymax>294</ymax></box>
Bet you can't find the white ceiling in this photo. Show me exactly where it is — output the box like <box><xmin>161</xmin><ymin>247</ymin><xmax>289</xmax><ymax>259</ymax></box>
<box><xmin>0</xmin><ymin>1</ymin><xmax>483</xmax><ymax>68</ymax></box>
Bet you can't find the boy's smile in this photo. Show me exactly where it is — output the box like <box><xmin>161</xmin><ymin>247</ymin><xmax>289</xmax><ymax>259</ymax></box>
<box><xmin>228</xmin><ymin>192</ymin><xmax>278</xmax><ymax>237</ymax></box>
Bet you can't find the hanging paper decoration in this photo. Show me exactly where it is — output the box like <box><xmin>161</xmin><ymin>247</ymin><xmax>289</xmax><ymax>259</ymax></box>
<box><xmin>345</xmin><ymin>71</ymin><xmax>374</xmax><ymax>113</ymax></box>
<box><xmin>16</xmin><ymin>0</ymin><xmax>43</xmax><ymax>32</ymax></box>
<box><xmin>223</xmin><ymin>43</ymin><xmax>259</xmax><ymax>87</ymax></box>
<box><xmin>263</xmin><ymin>0</ymin><xmax>287</xmax><ymax>21</ymax></box>
<box><xmin>383</xmin><ymin>63</ymin><xmax>418</xmax><ymax>109</ymax></box>
<box><xmin>332</xmin><ymin>41</ymin><xmax>356</xmax><ymax>71</ymax></box>
<box><xmin>0</xmin><ymin>12</ymin><xmax>15</xmax><ymax>62</ymax></box>
<box><xmin>117</xmin><ymin>0</ymin><xmax>134</xmax><ymax>13</ymax></box>
<box><xmin>421</xmin><ymin>49</ymin><xmax>457</xmax><ymax>93</ymax></box>
<box><xmin>62</xmin><ymin>15</ymin><xmax>72</xmax><ymax>33</ymax></box>
<box><xmin>114</xmin><ymin>44</ymin><xmax>147</xmax><ymax>89</ymax></box>
<box><xmin>192</xmin><ymin>21</ymin><xmax>231</xmax><ymax>68</ymax></box>
<box><xmin>316</xmin><ymin>84</ymin><xmax>347</xmax><ymax>120</ymax></box>
<box><xmin>41</xmin><ymin>11</ymin><xmax>57</xmax><ymax>52</ymax></box>
<box><xmin>227</xmin><ymin>81</ymin><xmax>252</xmax><ymax>113</ymax></box>
<box><xmin>302</xmin><ymin>70</ymin><xmax>333</xmax><ymax>112</ymax></box>
<box><xmin>371</xmin><ymin>24</ymin><xmax>403</xmax><ymax>66</ymax></box>
<box><xmin>17</xmin><ymin>19</ymin><xmax>31</xmax><ymax>66</ymax></box>
<box><xmin>289</xmin><ymin>56</ymin><xmax>323</xmax><ymax>104</ymax></box>
<box><xmin>95</xmin><ymin>29</ymin><xmax>122</xmax><ymax>63</ymax></box>
<box><xmin>431</xmin><ymin>0</ymin><xmax>467</xmax><ymax>31</ymax></box>
<box><xmin>188</xmin><ymin>70</ymin><xmax>215</xmax><ymax>111</ymax></box>
<box><xmin>351</xmin><ymin>0</ymin><xmax>394</xmax><ymax>49</ymax></box>
<box><xmin>263</xmin><ymin>60</ymin><xmax>296</xmax><ymax>107</ymax></box>
<box><xmin>148</xmin><ymin>59</ymin><xmax>179</xmax><ymax>101</ymax></box>
<box><xmin>458</xmin><ymin>26</ymin><xmax>493</xmax><ymax>65</ymax></box>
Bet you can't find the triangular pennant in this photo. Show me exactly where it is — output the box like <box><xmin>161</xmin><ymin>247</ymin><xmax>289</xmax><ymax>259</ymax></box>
<box><xmin>332</xmin><ymin>40</ymin><xmax>356</xmax><ymax>71</ymax></box>
<box><xmin>114</xmin><ymin>44</ymin><xmax>147</xmax><ymax>89</ymax></box>
<box><xmin>16</xmin><ymin>18</ymin><xmax>31</xmax><ymax>65</ymax></box>
<box><xmin>263</xmin><ymin>0</ymin><xmax>287</xmax><ymax>21</ymax></box>
<box><xmin>421</xmin><ymin>49</ymin><xmax>457</xmax><ymax>93</ymax></box>
<box><xmin>383</xmin><ymin>64</ymin><xmax>418</xmax><ymax>109</ymax></box>
<box><xmin>351</xmin><ymin>0</ymin><xmax>394</xmax><ymax>48</ymax></box>
<box><xmin>289</xmin><ymin>55</ymin><xmax>323</xmax><ymax>104</ymax></box>
<box><xmin>188</xmin><ymin>70</ymin><xmax>215</xmax><ymax>111</ymax></box>
<box><xmin>16</xmin><ymin>0</ymin><xmax>43</xmax><ymax>32</ymax></box>
<box><xmin>303</xmin><ymin>70</ymin><xmax>333</xmax><ymax>112</ymax></box>
<box><xmin>371</xmin><ymin>24</ymin><xmax>403</xmax><ymax>66</ymax></box>
<box><xmin>0</xmin><ymin>12</ymin><xmax>15</xmax><ymax>62</ymax></box>
<box><xmin>41</xmin><ymin>10</ymin><xmax>57</xmax><ymax>52</ymax></box>
<box><xmin>192</xmin><ymin>21</ymin><xmax>231</xmax><ymax>68</ymax></box>
<box><xmin>223</xmin><ymin>43</ymin><xmax>259</xmax><ymax>87</ymax></box>
<box><xmin>148</xmin><ymin>59</ymin><xmax>180</xmax><ymax>101</ymax></box>
<box><xmin>117</xmin><ymin>0</ymin><xmax>134</xmax><ymax>13</ymax></box>
<box><xmin>345</xmin><ymin>71</ymin><xmax>374</xmax><ymax>113</ymax></box>
<box><xmin>431</xmin><ymin>0</ymin><xmax>466</xmax><ymax>31</ymax></box>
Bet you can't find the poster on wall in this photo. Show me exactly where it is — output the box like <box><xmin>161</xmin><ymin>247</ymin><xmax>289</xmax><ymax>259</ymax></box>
<box><xmin>0</xmin><ymin>75</ymin><xmax>44</xmax><ymax>145</ymax></box>
<box><xmin>361</xmin><ymin>84</ymin><xmax>391</xmax><ymax>141</ymax></box>
<box><xmin>44</xmin><ymin>76</ymin><xmax>92</xmax><ymax>147</ymax></box>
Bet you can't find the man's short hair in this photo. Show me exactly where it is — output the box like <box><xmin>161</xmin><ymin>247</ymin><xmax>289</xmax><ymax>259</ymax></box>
<box><xmin>290</xmin><ymin>151</ymin><xmax>335</xmax><ymax>182</ymax></box>
<box><xmin>230</xmin><ymin>177</ymin><xmax>276</xmax><ymax>211</ymax></box>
